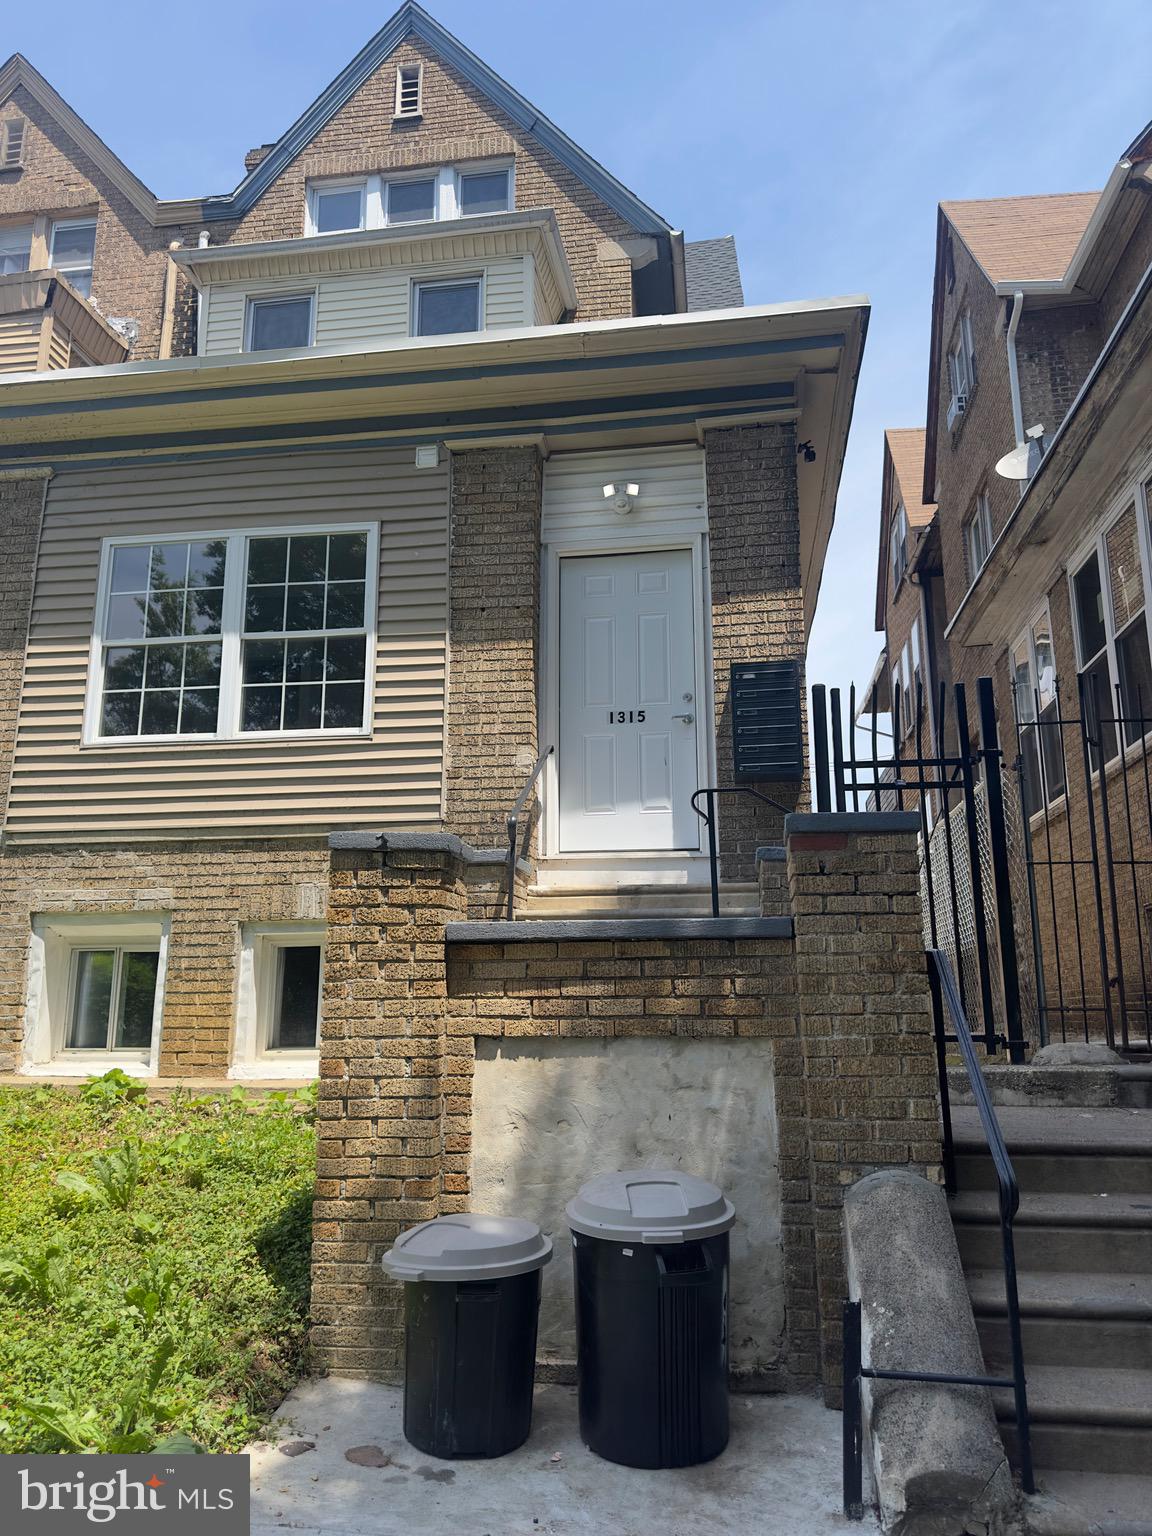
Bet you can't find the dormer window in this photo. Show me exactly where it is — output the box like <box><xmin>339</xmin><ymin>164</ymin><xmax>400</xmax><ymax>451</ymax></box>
<box><xmin>395</xmin><ymin>64</ymin><xmax>423</xmax><ymax>119</ymax></box>
<box><xmin>305</xmin><ymin>164</ymin><xmax>512</xmax><ymax>236</ymax></box>
<box><xmin>247</xmin><ymin>293</ymin><xmax>314</xmax><ymax>352</ymax></box>
<box><xmin>310</xmin><ymin>182</ymin><xmax>366</xmax><ymax>235</ymax></box>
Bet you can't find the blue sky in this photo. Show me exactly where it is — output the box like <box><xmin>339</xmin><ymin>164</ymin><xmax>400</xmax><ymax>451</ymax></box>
<box><xmin>9</xmin><ymin>0</ymin><xmax>1152</xmax><ymax>710</ymax></box>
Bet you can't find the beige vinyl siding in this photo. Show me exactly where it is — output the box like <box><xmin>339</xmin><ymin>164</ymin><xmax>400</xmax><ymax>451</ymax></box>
<box><xmin>8</xmin><ymin>447</ymin><xmax>449</xmax><ymax>839</ymax></box>
<box><xmin>0</xmin><ymin>313</ymin><xmax>43</xmax><ymax>372</ymax></box>
<box><xmin>542</xmin><ymin>445</ymin><xmax>708</xmax><ymax>541</ymax></box>
<box><xmin>46</xmin><ymin>321</ymin><xmax>72</xmax><ymax>370</ymax></box>
<box><xmin>202</xmin><ymin>258</ymin><xmax>529</xmax><ymax>354</ymax></box>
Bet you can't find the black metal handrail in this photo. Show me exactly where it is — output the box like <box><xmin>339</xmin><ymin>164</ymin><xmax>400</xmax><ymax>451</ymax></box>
<box><xmin>504</xmin><ymin>746</ymin><xmax>553</xmax><ymax>920</ymax></box>
<box><xmin>691</xmin><ymin>785</ymin><xmax>790</xmax><ymax>916</ymax></box>
<box><xmin>843</xmin><ymin>948</ymin><xmax>1034</xmax><ymax>1518</ymax></box>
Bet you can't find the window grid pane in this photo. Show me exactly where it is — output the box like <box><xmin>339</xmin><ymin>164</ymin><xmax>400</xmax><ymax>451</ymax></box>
<box><xmin>271</xmin><ymin>946</ymin><xmax>321</xmax><ymax>1049</ymax></box>
<box><xmin>68</xmin><ymin>950</ymin><xmax>115</xmax><ymax>1049</ymax></box>
<box><xmin>459</xmin><ymin>170</ymin><xmax>510</xmax><ymax>215</ymax></box>
<box><xmin>416</xmin><ymin>280</ymin><xmax>481</xmax><ymax>337</ymax></box>
<box><xmin>249</xmin><ymin>296</ymin><xmax>312</xmax><ymax>351</ymax></box>
<box><xmin>241</xmin><ymin>532</ymin><xmax>369</xmax><ymax>733</ymax></box>
<box><xmin>314</xmin><ymin>186</ymin><xmax>364</xmax><ymax>234</ymax></box>
<box><xmin>100</xmin><ymin>540</ymin><xmax>226</xmax><ymax>738</ymax></box>
<box><xmin>387</xmin><ymin>178</ymin><xmax>436</xmax><ymax>224</ymax></box>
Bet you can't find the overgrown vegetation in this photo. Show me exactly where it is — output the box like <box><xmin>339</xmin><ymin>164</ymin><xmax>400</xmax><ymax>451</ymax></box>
<box><xmin>0</xmin><ymin>1073</ymin><xmax>317</xmax><ymax>1453</ymax></box>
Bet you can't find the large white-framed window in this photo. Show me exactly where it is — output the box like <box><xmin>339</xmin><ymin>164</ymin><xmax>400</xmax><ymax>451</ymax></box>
<box><xmin>1070</xmin><ymin>489</ymin><xmax>1152</xmax><ymax>768</ymax></box>
<box><xmin>304</xmin><ymin>163</ymin><xmax>512</xmax><ymax>236</ymax></box>
<box><xmin>84</xmin><ymin>523</ymin><xmax>378</xmax><ymax>745</ymax></box>
<box><xmin>245</xmin><ymin>291</ymin><xmax>315</xmax><ymax>352</ymax></box>
<box><xmin>0</xmin><ymin>220</ymin><xmax>33</xmax><ymax>276</ymax></box>
<box><xmin>965</xmin><ymin>490</ymin><xmax>993</xmax><ymax>582</ymax></box>
<box><xmin>232</xmin><ymin>924</ymin><xmax>323</xmax><ymax>1080</ymax></box>
<box><xmin>889</xmin><ymin>502</ymin><xmax>908</xmax><ymax>595</ymax></box>
<box><xmin>49</xmin><ymin>217</ymin><xmax>97</xmax><ymax>298</ymax></box>
<box><xmin>1012</xmin><ymin>604</ymin><xmax>1065</xmax><ymax>813</ymax></box>
<box><xmin>23</xmin><ymin>913</ymin><xmax>169</xmax><ymax>1076</ymax></box>
<box><xmin>412</xmin><ymin>275</ymin><xmax>483</xmax><ymax>337</ymax></box>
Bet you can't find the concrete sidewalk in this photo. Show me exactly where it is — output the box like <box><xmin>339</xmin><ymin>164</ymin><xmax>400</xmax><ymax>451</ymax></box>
<box><xmin>248</xmin><ymin>1378</ymin><xmax>875</xmax><ymax>1536</ymax></box>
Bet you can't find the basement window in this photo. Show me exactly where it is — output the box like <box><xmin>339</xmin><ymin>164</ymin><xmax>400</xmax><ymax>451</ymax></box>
<box><xmin>232</xmin><ymin>925</ymin><xmax>323</xmax><ymax>1079</ymax></box>
<box><xmin>394</xmin><ymin>64</ymin><xmax>423</xmax><ymax>119</ymax></box>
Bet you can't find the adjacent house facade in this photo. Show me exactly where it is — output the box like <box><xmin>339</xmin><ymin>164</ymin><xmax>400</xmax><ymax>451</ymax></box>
<box><xmin>868</xmin><ymin>118</ymin><xmax>1152</xmax><ymax>1052</ymax></box>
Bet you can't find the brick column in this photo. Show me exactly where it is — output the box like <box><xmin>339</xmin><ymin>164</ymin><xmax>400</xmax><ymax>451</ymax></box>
<box><xmin>444</xmin><ymin>447</ymin><xmax>542</xmax><ymax>847</ymax></box>
<box><xmin>0</xmin><ymin>469</ymin><xmax>51</xmax><ymax>1072</ymax></box>
<box><xmin>786</xmin><ymin>811</ymin><xmax>942</xmax><ymax>1402</ymax></box>
<box><xmin>312</xmin><ymin>832</ymin><xmax>467</xmax><ymax>1380</ymax></box>
<box><xmin>704</xmin><ymin>424</ymin><xmax>806</xmax><ymax>880</ymax></box>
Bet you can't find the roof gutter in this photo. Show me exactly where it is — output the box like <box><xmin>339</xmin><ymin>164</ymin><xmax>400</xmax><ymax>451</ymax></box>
<box><xmin>992</xmin><ymin>159</ymin><xmax>1133</xmax><ymax>300</ymax></box>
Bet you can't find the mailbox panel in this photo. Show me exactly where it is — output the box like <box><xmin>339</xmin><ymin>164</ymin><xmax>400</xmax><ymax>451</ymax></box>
<box><xmin>730</xmin><ymin>659</ymin><xmax>804</xmax><ymax>781</ymax></box>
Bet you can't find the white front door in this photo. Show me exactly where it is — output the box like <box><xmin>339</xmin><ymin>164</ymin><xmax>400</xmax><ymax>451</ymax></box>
<box><xmin>558</xmin><ymin>550</ymin><xmax>700</xmax><ymax>852</ymax></box>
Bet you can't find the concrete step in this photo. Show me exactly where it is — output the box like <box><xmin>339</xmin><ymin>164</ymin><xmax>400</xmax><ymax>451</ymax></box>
<box><xmin>952</xmin><ymin>1190</ymin><xmax>1152</xmax><ymax>1272</ymax></box>
<box><xmin>1024</xmin><ymin>1470</ymin><xmax>1152</xmax><ymax>1536</ymax></box>
<box><xmin>948</xmin><ymin>1062</ymin><xmax>1152</xmax><ymax>1110</ymax></box>
<box><xmin>994</xmin><ymin>1366</ymin><xmax>1152</xmax><ymax>1474</ymax></box>
<box><xmin>967</xmin><ymin>1269</ymin><xmax>1152</xmax><ymax>1371</ymax></box>
<box><xmin>952</xmin><ymin>1106</ymin><xmax>1152</xmax><ymax>1196</ymax></box>
<box><xmin>518</xmin><ymin>883</ymin><xmax>758</xmax><ymax>919</ymax></box>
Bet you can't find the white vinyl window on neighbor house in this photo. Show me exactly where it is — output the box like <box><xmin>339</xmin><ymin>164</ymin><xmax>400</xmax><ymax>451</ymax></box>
<box><xmin>946</xmin><ymin>309</ymin><xmax>976</xmax><ymax>428</ymax></box>
<box><xmin>0</xmin><ymin>221</ymin><xmax>33</xmax><ymax>275</ymax></box>
<box><xmin>965</xmin><ymin>490</ymin><xmax>993</xmax><ymax>582</ymax></box>
<box><xmin>49</xmin><ymin>217</ymin><xmax>97</xmax><ymax>298</ymax></box>
<box><xmin>85</xmin><ymin>525</ymin><xmax>377</xmax><ymax>744</ymax></box>
<box><xmin>1012</xmin><ymin>605</ymin><xmax>1065</xmax><ymax>813</ymax></box>
<box><xmin>1070</xmin><ymin>485</ymin><xmax>1152</xmax><ymax>769</ymax></box>
<box><xmin>305</xmin><ymin>164</ymin><xmax>512</xmax><ymax>236</ymax></box>
<box><xmin>232</xmin><ymin>925</ymin><xmax>323</xmax><ymax>1079</ymax></box>
<box><xmin>23</xmin><ymin>914</ymin><xmax>169</xmax><ymax>1075</ymax></box>
<box><xmin>889</xmin><ymin>502</ymin><xmax>908</xmax><ymax>594</ymax></box>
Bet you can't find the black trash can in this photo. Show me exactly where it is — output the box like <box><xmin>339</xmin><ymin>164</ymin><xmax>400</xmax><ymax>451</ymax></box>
<box><xmin>567</xmin><ymin>1169</ymin><xmax>735</xmax><ymax>1469</ymax></box>
<box><xmin>381</xmin><ymin>1213</ymin><xmax>552</xmax><ymax>1459</ymax></box>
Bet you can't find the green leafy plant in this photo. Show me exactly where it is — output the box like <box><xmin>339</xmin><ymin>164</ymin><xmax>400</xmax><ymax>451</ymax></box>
<box><xmin>79</xmin><ymin>1069</ymin><xmax>148</xmax><ymax>1107</ymax></box>
<box><xmin>16</xmin><ymin>1336</ymin><xmax>178</xmax><ymax>1454</ymax></box>
<box><xmin>0</xmin><ymin>1241</ymin><xmax>78</xmax><ymax>1309</ymax></box>
<box><xmin>56</xmin><ymin>1143</ymin><xmax>141</xmax><ymax>1211</ymax></box>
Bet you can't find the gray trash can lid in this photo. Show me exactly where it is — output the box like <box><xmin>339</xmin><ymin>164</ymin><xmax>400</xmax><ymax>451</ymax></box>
<box><xmin>565</xmin><ymin>1169</ymin><xmax>735</xmax><ymax>1245</ymax></box>
<box><xmin>381</xmin><ymin>1213</ymin><xmax>553</xmax><ymax>1283</ymax></box>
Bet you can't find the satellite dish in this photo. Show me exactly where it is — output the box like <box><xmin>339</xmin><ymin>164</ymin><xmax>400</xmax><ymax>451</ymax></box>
<box><xmin>995</xmin><ymin>438</ymin><xmax>1043</xmax><ymax>480</ymax></box>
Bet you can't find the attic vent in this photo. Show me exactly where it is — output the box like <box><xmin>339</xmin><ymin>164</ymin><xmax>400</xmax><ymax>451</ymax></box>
<box><xmin>1</xmin><ymin>117</ymin><xmax>25</xmax><ymax>170</ymax></box>
<box><xmin>395</xmin><ymin>64</ymin><xmax>423</xmax><ymax>119</ymax></box>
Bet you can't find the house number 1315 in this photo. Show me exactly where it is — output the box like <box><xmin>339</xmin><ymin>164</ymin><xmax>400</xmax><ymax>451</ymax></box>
<box><xmin>608</xmin><ymin>710</ymin><xmax>646</xmax><ymax>723</ymax></box>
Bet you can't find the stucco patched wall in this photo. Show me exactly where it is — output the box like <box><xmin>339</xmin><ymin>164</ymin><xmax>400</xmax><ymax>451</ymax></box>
<box><xmin>471</xmin><ymin>1036</ymin><xmax>783</xmax><ymax>1381</ymax></box>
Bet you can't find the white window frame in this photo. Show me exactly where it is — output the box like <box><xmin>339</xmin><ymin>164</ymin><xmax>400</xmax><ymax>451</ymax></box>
<box><xmin>411</xmin><ymin>273</ymin><xmax>485</xmax><ymax>338</ymax></box>
<box><xmin>889</xmin><ymin>503</ymin><xmax>908</xmax><ymax>595</ymax></box>
<box><xmin>1067</xmin><ymin>479</ymin><xmax>1152</xmax><ymax>768</ymax></box>
<box><xmin>244</xmin><ymin>290</ymin><xmax>316</xmax><ymax>352</ymax></box>
<box><xmin>0</xmin><ymin>219</ymin><xmax>34</xmax><ymax>276</ymax></box>
<box><xmin>49</xmin><ymin>216</ymin><xmax>97</xmax><ymax>296</ymax></box>
<box><xmin>304</xmin><ymin>162</ymin><xmax>513</xmax><ymax>237</ymax></box>
<box><xmin>1</xmin><ymin>116</ymin><xmax>26</xmax><ymax>170</ymax></box>
<box><xmin>965</xmin><ymin>490</ymin><xmax>993</xmax><ymax>581</ymax></box>
<box><xmin>231</xmin><ymin>923</ymin><xmax>323</xmax><ymax>1080</ymax></box>
<box><xmin>305</xmin><ymin>179</ymin><xmax>368</xmax><ymax>237</ymax></box>
<box><xmin>394</xmin><ymin>63</ymin><xmax>423</xmax><ymax>119</ymax></box>
<box><xmin>82</xmin><ymin>521</ymin><xmax>379</xmax><ymax>747</ymax></box>
<box><xmin>22</xmin><ymin>913</ymin><xmax>169</xmax><ymax>1077</ymax></box>
<box><xmin>1011</xmin><ymin>601</ymin><xmax>1065</xmax><ymax>813</ymax></box>
<box><xmin>946</xmin><ymin>309</ymin><xmax>976</xmax><ymax>426</ymax></box>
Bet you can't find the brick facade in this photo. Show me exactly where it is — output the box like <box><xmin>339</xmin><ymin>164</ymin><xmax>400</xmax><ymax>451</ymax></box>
<box><xmin>0</xmin><ymin>839</ymin><xmax>329</xmax><ymax>1076</ymax></box>
<box><xmin>444</xmin><ymin>448</ymin><xmax>542</xmax><ymax>848</ymax></box>
<box><xmin>705</xmin><ymin>423</ymin><xmax>807</xmax><ymax>878</ymax></box>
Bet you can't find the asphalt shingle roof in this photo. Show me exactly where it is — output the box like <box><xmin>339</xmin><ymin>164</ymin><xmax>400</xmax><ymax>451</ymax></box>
<box><xmin>942</xmin><ymin>192</ymin><xmax>1101</xmax><ymax>284</ymax></box>
<box><xmin>683</xmin><ymin>235</ymin><xmax>745</xmax><ymax>311</ymax></box>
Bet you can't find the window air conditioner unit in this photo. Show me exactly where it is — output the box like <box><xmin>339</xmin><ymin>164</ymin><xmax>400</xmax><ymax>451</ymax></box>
<box><xmin>946</xmin><ymin>392</ymin><xmax>968</xmax><ymax>430</ymax></box>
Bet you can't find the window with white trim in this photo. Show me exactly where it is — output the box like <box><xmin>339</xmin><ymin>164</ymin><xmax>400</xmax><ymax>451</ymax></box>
<box><xmin>0</xmin><ymin>220</ymin><xmax>33</xmax><ymax>276</ymax></box>
<box><xmin>88</xmin><ymin>526</ymin><xmax>376</xmax><ymax>743</ymax></box>
<box><xmin>1</xmin><ymin>116</ymin><xmax>25</xmax><ymax>169</ymax></box>
<box><xmin>246</xmin><ymin>293</ymin><xmax>314</xmax><ymax>352</ymax></box>
<box><xmin>24</xmin><ymin>914</ymin><xmax>169</xmax><ymax>1075</ymax></box>
<box><xmin>232</xmin><ymin>924</ymin><xmax>323</xmax><ymax>1078</ymax></box>
<box><xmin>1012</xmin><ymin>606</ymin><xmax>1065</xmax><ymax>813</ymax></box>
<box><xmin>965</xmin><ymin>490</ymin><xmax>993</xmax><ymax>581</ymax></box>
<box><xmin>413</xmin><ymin>276</ymin><xmax>481</xmax><ymax>337</ymax></box>
<box><xmin>305</xmin><ymin>165</ymin><xmax>511</xmax><ymax>236</ymax></box>
<box><xmin>395</xmin><ymin>64</ymin><xmax>423</xmax><ymax>119</ymax></box>
<box><xmin>889</xmin><ymin>503</ymin><xmax>908</xmax><ymax>595</ymax></box>
<box><xmin>1071</xmin><ymin>494</ymin><xmax>1152</xmax><ymax>767</ymax></box>
<box><xmin>946</xmin><ymin>310</ymin><xmax>975</xmax><ymax>427</ymax></box>
<box><xmin>49</xmin><ymin>217</ymin><xmax>96</xmax><ymax>298</ymax></box>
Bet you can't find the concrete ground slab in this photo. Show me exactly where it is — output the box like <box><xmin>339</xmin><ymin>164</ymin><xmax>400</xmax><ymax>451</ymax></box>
<box><xmin>247</xmin><ymin>1378</ymin><xmax>875</xmax><ymax>1536</ymax></box>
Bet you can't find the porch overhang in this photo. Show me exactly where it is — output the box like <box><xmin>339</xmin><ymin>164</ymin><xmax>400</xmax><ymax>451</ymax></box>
<box><xmin>0</xmin><ymin>295</ymin><xmax>868</xmax><ymax>632</ymax></box>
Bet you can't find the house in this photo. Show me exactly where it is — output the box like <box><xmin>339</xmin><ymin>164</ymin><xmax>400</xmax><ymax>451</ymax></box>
<box><xmin>866</xmin><ymin>117</ymin><xmax>1152</xmax><ymax>1055</ymax></box>
<box><xmin>0</xmin><ymin>5</ymin><xmax>894</xmax><ymax>1399</ymax></box>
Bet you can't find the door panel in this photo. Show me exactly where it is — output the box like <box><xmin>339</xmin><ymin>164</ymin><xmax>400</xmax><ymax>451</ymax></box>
<box><xmin>558</xmin><ymin>550</ymin><xmax>699</xmax><ymax>852</ymax></box>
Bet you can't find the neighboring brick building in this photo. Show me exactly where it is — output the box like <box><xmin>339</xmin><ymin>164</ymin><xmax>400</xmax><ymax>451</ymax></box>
<box><xmin>866</xmin><ymin>114</ymin><xmax>1152</xmax><ymax>1053</ymax></box>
